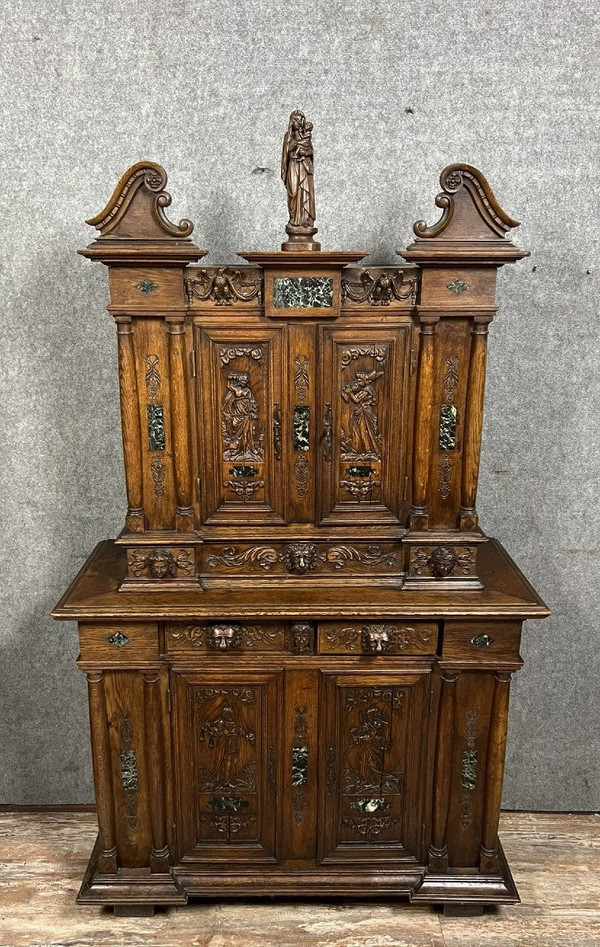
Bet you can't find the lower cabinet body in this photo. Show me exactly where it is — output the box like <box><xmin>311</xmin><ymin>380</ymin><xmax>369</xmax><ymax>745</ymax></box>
<box><xmin>76</xmin><ymin>617</ymin><xmax>523</xmax><ymax>915</ymax></box>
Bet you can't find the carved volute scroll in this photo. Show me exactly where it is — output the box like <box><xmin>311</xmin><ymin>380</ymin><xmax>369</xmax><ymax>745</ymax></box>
<box><xmin>402</xmin><ymin>164</ymin><xmax>529</xmax><ymax>264</ymax></box>
<box><xmin>81</xmin><ymin>161</ymin><xmax>204</xmax><ymax>263</ymax></box>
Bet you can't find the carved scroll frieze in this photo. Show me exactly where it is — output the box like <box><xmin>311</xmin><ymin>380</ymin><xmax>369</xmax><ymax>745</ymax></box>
<box><xmin>341</xmin><ymin>346</ymin><xmax>386</xmax><ymax>369</ymax></box>
<box><xmin>186</xmin><ymin>268</ymin><xmax>262</xmax><ymax>306</ymax></box>
<box><xmin>127</xmin><ymin>546</ymin><xmax>194</xmax><ymax>580</ymax></box>
<box><xmin>206</xmin><ymin>543</ymin><xmax>397</xmax><ymax>574</ymax></box>
<box><xmin>219</xmin><ymin>346</ymin><xmax>264</xmax><ymax>367</ymax></box>
<box><xmin>342</xmin><ymin>269</ymin><xmax>417</xmax><ymax>306</ymax></box>
<box><xmin>409</xmin><ymin>545</ymin><xmax>476</xmax><ymax>578</ymax></box>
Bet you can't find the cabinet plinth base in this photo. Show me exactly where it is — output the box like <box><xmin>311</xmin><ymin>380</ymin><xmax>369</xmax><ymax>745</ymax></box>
<box><xmin>78</xmin><ymin>837</ymin><xmax>518</xmax><ymax>912</ymax></box>
<box><xmin>77</xmin><ymin>837</ymin><xmax>188</xmax><ymax>909</ymax></box>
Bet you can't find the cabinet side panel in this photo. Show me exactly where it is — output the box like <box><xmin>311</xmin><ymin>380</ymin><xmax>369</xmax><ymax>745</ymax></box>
<box><xmin>132</xmin><ymin>317</ymin><xmax>176</xmax><ymax>530</ymax></box>
<box><xmin>103</xmin><ymin>670</ymin><xmax>153</xmax><ymax>868</ymax></box>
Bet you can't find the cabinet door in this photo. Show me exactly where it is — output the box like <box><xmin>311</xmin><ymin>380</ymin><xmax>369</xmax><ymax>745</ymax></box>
<box><xmin>196</xmin><ymin>326</ymin><xmax>285</xmax><ymax>524</ymax></box>
<box><xmin>172</xmin><ymin>669</ymin><xmax>282</xmax><ymax>863</ymax></box>
<box><xmin>318</xmin><ymin>671</ymin><xmax>430</xmax><ymax>864</ymax></box>
<box><xmin>318</xmin><ymin>326</ymin><xmax>411</xmax><ymax>524</ymax></box>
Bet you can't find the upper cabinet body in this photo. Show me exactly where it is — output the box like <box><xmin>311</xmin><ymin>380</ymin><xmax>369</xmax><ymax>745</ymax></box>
<box><xmin>80</xmin><ymin>134</ymin><xmax>528</xmax><ymax>593</ymax></box>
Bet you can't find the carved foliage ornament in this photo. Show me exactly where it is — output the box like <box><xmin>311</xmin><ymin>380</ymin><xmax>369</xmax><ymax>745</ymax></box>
<box><xmin>411</xmin><ymin>545</ymin><xmax>475</xmax><ymax>578</ymax></box>
<box><xmin>342</xmin><ymin>269</ymin><xmax>417</xmax><ymax>306</ymax></box>
<box><xmin>186</xmin><ymin>268</ymin><xmax>262</xmax><ymax>306</ymax></box>
<box><xmin>128</xmin><ymin>547</ymin><xmax>194</xmax><ymax>579</ymax></box>
<box><xmin>206</xmin><ymin>543</ymin><xmax>396</xmax><ymax>573</ymax></box>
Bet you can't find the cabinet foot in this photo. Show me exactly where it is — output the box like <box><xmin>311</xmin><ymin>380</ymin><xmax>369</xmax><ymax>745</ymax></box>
<box><xmin>114</xmin><ymin>904</ymin><xmax>156</xmax><ymax>917</ymax></box>
<box><xmin>443</xmin><ymin>903</ymin><xmax>484</xmax><ymax>917</ymax></box>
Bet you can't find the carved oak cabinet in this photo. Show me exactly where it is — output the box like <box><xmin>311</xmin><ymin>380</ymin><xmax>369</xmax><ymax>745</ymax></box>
<box><xmin>53</xmin><ymin>132</ymin><xmax>549</xmax><ymax>917</ymax></box>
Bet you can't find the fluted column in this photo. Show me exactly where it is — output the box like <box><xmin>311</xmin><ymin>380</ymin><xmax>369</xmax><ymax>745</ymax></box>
<box><xmin>143</xmin><ymin>671</ymin><xmax>170</xmax><ymax>873</ymax></box>
<box><xmin>409</xmin><ymin>316</ymin><xmax>439</xmax><ymax>531</ymax></box>
<box><xmin>479</xmin><ymin>671</ymin><xmax>512</xmax><ymax>873</ymax></box>
<box><xmin>459</xmin><ymin>317</ymin><xmax>491</xmax><ymax>531</ymax></box>
<box><xmin>87</xmin><ymin>672</ymin><xmax>117</xmax><ymax>873</ymax></box>
<box><xmin>116</xmin><ymin>318</ymin><xmax>145</xmax><ymax>533</ymax></box>
<box><xmin>167</xmin><ymin>317</ymin><xmax>194</xmax><ymax>532</ymax></box>
<box><xmin>429</xmin><ymin>670</ymin><xmax>458</xmax><ymax>872</ymax></box>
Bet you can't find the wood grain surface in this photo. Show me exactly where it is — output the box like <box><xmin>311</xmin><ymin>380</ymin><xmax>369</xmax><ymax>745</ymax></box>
<box><xmin>0</xmin><ymin>811</ymin><xmax>598</xmax><ymax>947</ymax></box>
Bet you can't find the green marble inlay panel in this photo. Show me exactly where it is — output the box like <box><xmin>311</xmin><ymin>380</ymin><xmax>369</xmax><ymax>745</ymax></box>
<box><xmin>346</xmin><ymin>465</ymin><xmax>376</xmax><ymax>478</ymax></box>
<box><xmin>273</xmin><ymin>276</ymin><xmax>334</xmax><ymax>309</ymax></box>
<box><xmin>147</xmin><ymin>404</ymin><xmax>165</xmax><ymax>451</ymax></box>
<box><xmin>439</xmin><ymin>404</ymin><xmax>457</xmax><ymax>451</ymax></box>
<box><xmin>120</xmin><ymin>750</ymin><xmax>138</xmax><ymax>791</ymax></box>
<box><xmin>293</xmin><ymin>406</ymin><xmax>310</xmax><ymax>451</ymax></box>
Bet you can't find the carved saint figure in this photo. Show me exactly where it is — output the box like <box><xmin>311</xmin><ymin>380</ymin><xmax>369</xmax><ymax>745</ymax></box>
<box><xmin>349</xmin><ymin>706</ymin><xmax>391</xmax><ymax>790</ymax></box>
<box><xmin>341</xmin><ymin>370</ymin><xmax>384</xmax><ymax>459</ymax></box>
<box><xmin>281</xmin><ymin>110</ymin><xmax>316</xmax><ymax>228</ymax></box>
<box><xmin>221</xmin><ymin>372</ymin><xmax>263</xmax><ymax>462</ymax></box>
<box><xmin>199</xmin><ymin>705</ymin><xmax>256</xmax><ymax>790</ymax></box>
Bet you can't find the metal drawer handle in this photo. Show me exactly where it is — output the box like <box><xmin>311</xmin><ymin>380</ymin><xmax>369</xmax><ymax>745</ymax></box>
<box><xmin>207</xmin><ymin>624</ymin><xmax>242</xmax><ymax>650</ymax></box>
<box><xmin>471</xmin><ymin>633</ymin><xmax>494</xmax><ymax>648</ymax></box>
<box><xmin>361</xmin><ymin>624</ymin><xmax>394</xmax><ymax>653</ymax></box>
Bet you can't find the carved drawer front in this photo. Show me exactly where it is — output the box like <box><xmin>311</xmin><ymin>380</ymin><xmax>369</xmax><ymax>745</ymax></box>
<box><xmin>78</xmin><ymin>623</ymin><xmax>159</xmax><ymax>663</ymax></box>
<box><xmin>166</xmin><ymin>621</ymin><xmax>289</xmax><ymax>654</ymax></box>
<box><xmin>202</xmin><ymin>541</ymin><xmax>400</xmax><ymax>579</ymax></box>
<box><xmin>318</xmin><ymin>621</ymin><xmax>437</xmax><ymax>656</ymax></box>
<box><xmin>442</xmin><ymin>622</ymin><xmax>522</xmax><ymax>662</ymax></box>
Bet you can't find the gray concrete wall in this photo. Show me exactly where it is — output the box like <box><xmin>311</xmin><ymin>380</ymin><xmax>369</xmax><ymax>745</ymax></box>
<box><xmin>1</xmin><ymin>0</ymin><xmax>598</xmax><ymax>807</ymax></box>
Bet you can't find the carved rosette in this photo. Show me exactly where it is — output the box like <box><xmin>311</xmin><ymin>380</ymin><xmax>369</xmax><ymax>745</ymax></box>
<box><xmin>409</xmin><ymin>545</ymin><xmax>476</xmax><ymax>579</ymax></box>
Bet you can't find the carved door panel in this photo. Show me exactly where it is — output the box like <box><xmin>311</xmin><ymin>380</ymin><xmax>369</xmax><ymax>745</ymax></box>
<box><xmin>318</xmin><ymin>671</ymin><xmax>430</xmax><ymax>864</ymax></box>
<box><xmin>195</xmin><ymin>326</ymin><xmax>285</xmax><ymax>524</ymax></box>
<box><xmin>317</xmin><ymin>326</ymin><xmax>411</xmax><ymax>524</ymax></box>
<box><xmin>172</xmin><ymin>669</ymin><xmax>282</xmax><ymax>863</ymax></box>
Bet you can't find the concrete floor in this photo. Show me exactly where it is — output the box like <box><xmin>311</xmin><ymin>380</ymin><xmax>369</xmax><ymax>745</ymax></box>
<box><xmin>0</xmin><ymin>811</ymin><xmax>599</xmax><ymax>947</ymax></box>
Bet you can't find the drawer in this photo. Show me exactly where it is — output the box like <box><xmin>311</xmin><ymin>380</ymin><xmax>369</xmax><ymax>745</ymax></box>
<box><xmin>318</xmin><ymin>621</ymin><xmax>438</xmax><ymax>655</ymax></box>
<box><xmin>442</xmin><ymin>622</ymin><xmax>522</xmax><ymax>662</ymax></box>
<box><xmin>165</xmin><ymin>620</ymin><xmax>290</xmax><ymax>653</ymax></box>
<box><xmin>78</xmin><ymin>623</ymin><xmax>159</xmax><ymax>662</ymax></box>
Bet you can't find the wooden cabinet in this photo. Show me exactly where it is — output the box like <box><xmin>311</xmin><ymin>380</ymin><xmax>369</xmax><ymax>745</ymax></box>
<box><xmin>54</xmin><ymin>129</ymin><xmax>550</xmax><ymax>918</ymax></box>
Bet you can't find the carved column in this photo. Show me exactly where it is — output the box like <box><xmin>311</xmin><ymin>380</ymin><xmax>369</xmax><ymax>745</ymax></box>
<box><xmin>167</xmin><ymin>317</ymin><xmax>195</xmax><ymax>532</ymax></box>
<box><xmin>143</xmin><ymin>671</ymin><xmax>170</xmax><ymax>873</ymax></box>
<box><xmin>459</xmin><ymin>318</ymin><xmax>491</xmax><ymax>531</ymax></box>
<box><xmin>479</xmin><ymin>671</ymin><xmax>512</xmax><ymax>873</ymax></box>
<box><xmin>87</xmin><ymin>672</ymin><xmax>117</xmax><ymax>873</ymax></box>
<box><xmin>429</xmin><ymin>669</ymin><xmax>458</xmax><ymax>872</ymax></box>
<box><xmin>409</xmin><ymin>316</ymin><xmax>439</xmax><ymax>530</ymax></box>
<box><xmin>116</xmin><ymin>318</ymin><xmax>145</xmax><ymax>533</ymax></box>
